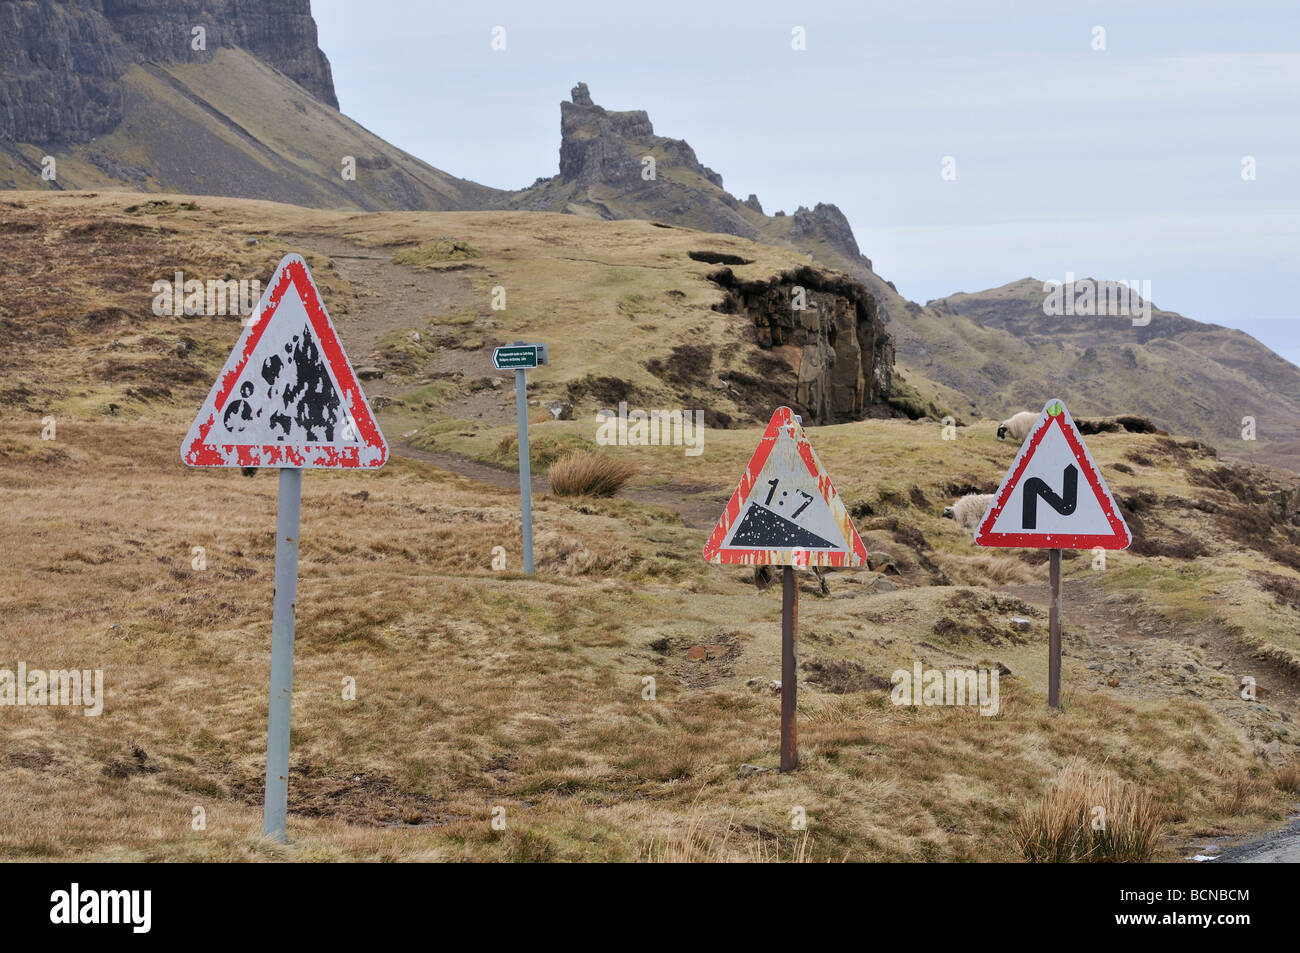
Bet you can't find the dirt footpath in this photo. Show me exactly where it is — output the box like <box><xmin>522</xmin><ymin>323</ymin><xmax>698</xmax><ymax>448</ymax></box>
<box><xmin>1216</xmin><ymin>815</ymin><xmax>1300</xmax><ymax>862</ymax></box>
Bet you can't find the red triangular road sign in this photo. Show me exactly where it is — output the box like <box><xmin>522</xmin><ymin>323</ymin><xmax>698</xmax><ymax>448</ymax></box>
<box><xmin>181</xmin><ymin>254</ymin><xmax>387</xmax><ymax>469</ymax></box>
<box><xmin>975</xmin><ymin>398</ymin><xmax>1130</xmax><ymax>549</ymax></box>
<box><xmin>703</xmin><ymin>406</ymin><xmax>867</xmax><ymax>567</ymax></box>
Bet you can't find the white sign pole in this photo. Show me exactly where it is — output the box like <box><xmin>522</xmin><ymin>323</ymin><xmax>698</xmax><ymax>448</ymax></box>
<box><xmin>263</xmin><ymin>466</ymin><xmax>302</xmax><ymax>842</ymax></box>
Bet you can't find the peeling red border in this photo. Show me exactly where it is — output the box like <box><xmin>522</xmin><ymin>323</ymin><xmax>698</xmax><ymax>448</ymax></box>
<box><xmin>702</xmin><ymin>406</ymin><xmax>868</xmax><ymax>567</ymax></box>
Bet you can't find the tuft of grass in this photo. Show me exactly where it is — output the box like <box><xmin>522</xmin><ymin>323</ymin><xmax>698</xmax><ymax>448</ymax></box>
<box><xmin>1013</xmin><ymin>763</ymin><xmax>1163</xmax><ymax>863</ymax></box>
<box><xmin>392</xmin><ymin>239</ymin><xmax>482</xmax><ymax>267</ymax></box>
<box><xmin>493</xmin><ymin>433</ymin><xmax>592</xmax><ymax>472</ymax></box>
<box><xmin>549</xmin><ymin>451</ymin><xmax>638</xmax><ymax>497</ymax></box>
<box><xmin>1274</xmin><ymin>760</ymin><xmax>1300</xmax><ymax>795</ymax></box>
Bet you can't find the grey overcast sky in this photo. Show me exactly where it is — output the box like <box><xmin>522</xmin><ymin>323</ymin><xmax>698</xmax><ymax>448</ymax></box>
<box><xmin>312</xmin><ymin>0</ymin><xmax>1298</xmax><ymax>366</ymax></box>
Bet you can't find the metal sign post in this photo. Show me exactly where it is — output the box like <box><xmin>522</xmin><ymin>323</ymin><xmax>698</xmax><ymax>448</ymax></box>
<box><xmin>780</xmin><ymin>565</ymin><xmax>799</xmax><ymax>771</ymax></box>
<box><xmin>493</xmin><ymin>342</ymin><xmax>548</xmax><ymax>575</ymax></box>
<box><xmin>514</xmin><ymin>365</ymin><xmax>535</xmax><ymax>574</ymax></box>
<box><xmin>264</xmin><ymin>467</ymin><xmax>302</xmax><ymax>842</ymax></box>
<box><xmin>182</xmin><ymin>254</ymin><xmax>388</xmax><ymax>842</ymax></box>
<box><xmin>703</xmin><ymin>407</ymin><xmax>866</xmax><ymax>773</ymax></box>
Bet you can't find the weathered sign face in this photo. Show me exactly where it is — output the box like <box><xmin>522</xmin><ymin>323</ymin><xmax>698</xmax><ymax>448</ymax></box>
<box><xmin>704</xmin><ymin>406</ymin><xmax>867</xmax><ymax>567</ymax></box>
<box><xmin>975</xmin><ymin>398</ymin><xmax>1130</xmax><ymax>550</ymax></box>
<box><xmin>182</xmin><ymin>254</ymin><xmax>387</xmax><ymax>469</ymax></box>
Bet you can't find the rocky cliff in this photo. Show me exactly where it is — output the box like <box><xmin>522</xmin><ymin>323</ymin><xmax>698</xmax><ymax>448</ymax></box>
<box><xmin>0</xmin><ymin>0</ymin><xmax>501</xmax><ymax>210</ymax></box>
<box><xmin>0</xmin><ymin>0</ymin><xmax>132</xmax><ymax>143</ymax></box>
<box><xmin>0</xmin><ymin>0</ymin><xmax>337</xmax><ymax>146</ymax></box>
<box><xmin>506</xmin><ymin>83</ymin><xmax>895</xmax><ymax>423</ymax></box>
<box><xmin>509</xmin><ymin>83</ymin><xmax>868</xmax><ymax>271</ymax></box>
<box><xmin>108</xmin><ymin>0</ymin><xmax>338</xmax><ymax>108</ymax></box>
<box><xmin>711</xmin><ymin>265</ymin><xmax>894</xmax><ymax>424</ymax></box>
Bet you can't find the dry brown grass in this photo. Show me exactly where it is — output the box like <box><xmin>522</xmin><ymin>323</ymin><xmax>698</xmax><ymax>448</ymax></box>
<box><xmin>1274</xmin><ymin>760</ymin><xmax>1300</xmax><ymax>795</ymax></box>
<box><xmin>638</xmin><ymin>813</ymin><xmax>812</xmax><ymax>863</ymax></box>
<box><xmin>1</xmin><ymin>422</ymin><xmax>1292</xmax><ymax>861</ymax></box>
<box><xmin>1013</xmin><ymin>763</ymin><xmax>1162</xmax><ymax>862</ymax></box>
<box><xmin>548</xmin><ymin>451</ymin><xmax>638</xmax><ymax>497</ymax></box>
<box><xmin>2</xmin><ymin>192</ymin><xmax>1299</xmax><ymax>863</ymax></box>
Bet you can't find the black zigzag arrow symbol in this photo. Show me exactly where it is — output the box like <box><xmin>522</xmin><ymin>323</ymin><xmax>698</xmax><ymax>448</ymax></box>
<box><xmin>1022</xmin><ymin>465</ymin><xmax>1079</xmax><ymax>529</ymax></box>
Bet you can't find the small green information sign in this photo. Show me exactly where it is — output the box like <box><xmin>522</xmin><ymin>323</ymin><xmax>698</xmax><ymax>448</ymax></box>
<box><xmin>493</xmin><ymin>344</ymin><xmax>547</xmax><ymax>370</ymax></box>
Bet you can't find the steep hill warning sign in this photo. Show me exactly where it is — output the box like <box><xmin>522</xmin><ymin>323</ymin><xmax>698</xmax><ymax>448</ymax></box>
<box><xmin>181</xmin><ymin>254</ymin><xmax>387</xmax><ymax>469</ymax></box>
<box><xmin>975</xmin><ymin>398</ymin><xmax>1130</xmax><ymax>550</ymax></box>
<box><xmin>703</xmin><ymin>406</ymin><xmax>866</xmax><ymax>567</ymax></box>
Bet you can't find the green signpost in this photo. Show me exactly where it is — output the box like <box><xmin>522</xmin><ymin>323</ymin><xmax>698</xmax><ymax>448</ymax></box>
<box><xmin>494</xmin><ymin>341</ymin><xmax>548</xmax><ymax>573</ymax></box>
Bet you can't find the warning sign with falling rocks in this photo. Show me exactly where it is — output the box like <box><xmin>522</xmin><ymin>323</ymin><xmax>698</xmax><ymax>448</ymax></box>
<box><xmin>181</xmin><ymin>254</ymin><xmax>387</xmax><ymax>469</ymax></box>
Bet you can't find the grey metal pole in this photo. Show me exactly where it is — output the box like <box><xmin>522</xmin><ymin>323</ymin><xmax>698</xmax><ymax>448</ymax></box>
<box><xmin>263</xmin><ymin>466</ymin><xmax>302</xmax><ymax>842</ymax></box>
<box><xmin>1048</xmin><ymin>549</ymin><xmax>1062</xmax><ymax>709</ymax></box>
<box><xmin>515</xmin><ymin>365</ymin><xmax>535</xmax><ymax>574</ymax></box>
<box><xmin>780</xmin><ymin>566</ymin><xmax>798</xmax><ymax>771</ymax></box>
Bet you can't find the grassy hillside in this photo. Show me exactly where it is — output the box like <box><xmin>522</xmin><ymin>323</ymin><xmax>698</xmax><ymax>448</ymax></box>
<box><xmin>2</xmin><ymin>193</ymin><xmax>1299</xmax><ymax>861</ymax></box>
<box><xmin>0</xmin><ymin>48</ymin><xmax>501</xmax><ymax>212</ymax></box>
<box><xmin>502</xmin><ymin>89</ymin><xmax>1300</xmax><ymax>459</ymax></box>
<box><xmin>10</xmin><ymin>68</ymin><xmax>1294</xmax><ymax>462</ymax></box>
<box><xmin>931</xmin><ymin>279</ymin><xmax>1300</xmax><ymax>455</ymax></box>
<box><xmin>0</xmin><ymin>191</ymin><xmax>885</xmax><ymax>434</ymax></box>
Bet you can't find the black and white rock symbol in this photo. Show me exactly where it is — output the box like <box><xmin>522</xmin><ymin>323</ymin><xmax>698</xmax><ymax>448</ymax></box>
<box><xmin>729</xmin><ymin>503</ymin><xmax>837</xmax><ymax>549</ymax></box>
<box><xmin>222</xmin><ymin>323</ymin><xmax>342</xmax><ymax>442</ymax></box>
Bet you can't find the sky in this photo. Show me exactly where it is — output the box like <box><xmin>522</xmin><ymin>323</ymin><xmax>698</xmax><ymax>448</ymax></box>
<box><xmin>312</xmin><ymin>0</ymin><xmax>1298</xmax><ymax>366</ymax></box>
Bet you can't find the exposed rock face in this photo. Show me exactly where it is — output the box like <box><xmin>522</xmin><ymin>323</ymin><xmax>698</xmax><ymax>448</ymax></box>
<box><xmin>510</xmin><ymin>84</ymin><xmax>755</xmax><ymax>235</ymax></box>
<box><xmin>1</xmin><ymin>0</ymin><xmax>499</xmax><ymax>210</ymax></box>
<box><xmin>106</xmin><ymin>0</ymin><xmax>338</xmax><ymax>108</ymax></box>
<box><xmin>0</xmin><ymin>0</ymin><xmax>337</xmax><ymax>145</ymax></box>
<box><xmin>710</xmin><ymin>266</ymin><xmax>895</xmax><ymax>424</ymax></box>
<box><xmin>559</xmin><ymin>101</ymin><xmax>651</xmax><ymax>187</ymax></box>
<box><xmin>570</xmin><ymin>81</ymin><xmax>593</xmax><ymax>106</ymax></box>
<box><xmin>557</xmin><ymin>84</ymin><xmax>722</xmax><ymax>191</ymax></box>
<box><xmin>506</xmin><ymin>84</ymin><xmax>894</xmax><ymax>422</ymax></box>
<box><xmin>790</xmin><ymin>203</ymin><xmax>871</xmax><ymax>271</ymax></box>
<box><xmin>0</xmin><ymin>1</ymin><xmax>132</xmax><ymax>143</ymax></box>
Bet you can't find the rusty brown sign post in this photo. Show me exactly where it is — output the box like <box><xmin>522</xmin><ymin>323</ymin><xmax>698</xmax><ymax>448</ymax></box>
<box><xmin>704</xmin><ymin>407</ymin><xmax>867</xmax><ymax>771</ymax></box>
<box><xmin>975</xmin><ymin>399</ymin><xmax>1131</xmax><ymax>709</ymax></box>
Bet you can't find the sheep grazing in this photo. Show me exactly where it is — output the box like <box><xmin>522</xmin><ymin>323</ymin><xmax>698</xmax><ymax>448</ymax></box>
<box><xmin>943</xmin><ymin>493</ymin><xmax>996</xmax><ymax>530</ymax></box>
<box><xmin>997</xmin><ymin>411</ymin><xmax>1037</xmax><ymax>442</ymax></box>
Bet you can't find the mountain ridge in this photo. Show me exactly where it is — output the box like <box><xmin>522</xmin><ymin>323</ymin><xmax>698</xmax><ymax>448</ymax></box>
<box><xmin>2</xmin><ymin>6</ymin><xmax>1294</xmax><ymax>461</ymax></box>
<box><xmin>0</xmin><ymin>0</ymin><xmax>500</xmax><ymax>211</ymax></box>
<box><xmin>0</xmin><ymin>0</ymin><xmax>339</xmax><ymax>145</ymax></box>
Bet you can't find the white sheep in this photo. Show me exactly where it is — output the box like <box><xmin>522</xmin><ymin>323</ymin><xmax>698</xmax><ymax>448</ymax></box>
<box><xmin>943</xmin><ymin>493</ymin><xmax>996</xmax><ymax>530</ymax></box>
<box><xmin>997</xmin><ymin>411</ymin><xmax>1037</xmax><ymax>442</ymax></box>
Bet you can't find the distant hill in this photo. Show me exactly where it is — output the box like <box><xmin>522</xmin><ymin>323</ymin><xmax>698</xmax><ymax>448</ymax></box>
<box><xmin>928</xmin><ymin>279</ymin><xmax>1300</xmax><ymax>454</ymax></box>
<box><xmin>505</xmin><ymin>83</ymin><xmax>872</xmax><ymax>284</ymax></box>
<box><xmin>0</xmin><ymin>0</ymin><xmax>501</xmax><ymax>211</ymax></box>
<box><xmin>3</xmin><ymin>5</ymin><xmax>1295</xmax><ymax>461</ymax></box>
<box><xmin>508</xmin><ymin>84</ymin><xmax>1299</xmax><ymax>459</ymax></box>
